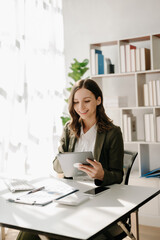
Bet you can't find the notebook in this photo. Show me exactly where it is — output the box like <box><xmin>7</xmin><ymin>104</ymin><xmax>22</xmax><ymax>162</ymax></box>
<box><xmin>7</xmin><ymin>179</ymin><xmax>79</xmax><ymax>206</ymax></box>
<box><xmin>57</xmin><ymin>151</ymin><xmax>94</xmax><ymax>178</ymax></box>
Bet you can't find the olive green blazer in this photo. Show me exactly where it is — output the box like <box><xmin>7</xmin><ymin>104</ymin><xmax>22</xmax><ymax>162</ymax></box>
<box><xmin>53</xmin><ymin>123</ymin><xmax>124</xmax><ymax>186</ymax></box>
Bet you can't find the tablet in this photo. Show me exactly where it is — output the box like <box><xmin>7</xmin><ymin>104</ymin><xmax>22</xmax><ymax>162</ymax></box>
<box><xmin>57</xmin><ymin>151</ymin><xmax>94</xmax><ymax>178</ymax></box>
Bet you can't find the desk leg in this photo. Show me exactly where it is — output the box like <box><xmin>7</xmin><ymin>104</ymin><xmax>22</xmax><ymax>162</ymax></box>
<box><xmin>131</xmin><ymin>210</ymin><xmax>139</xmax><ymax>240</ymax></box>
<box><xmin>117</xmin><ymin>221</ymin><xmax>136</xmax><ymax>240</ymax></box>
<box><xmin>1</xmin><ymin>227</ymin><xmax>5</xmax><ymax>240</ymax></box>
<box><xmin>38</xmin><ymin>235</ymin><xmax>49</xmax><ymax>240</ymax></box>
<box><xmin>117</xmin><ymin>210</ymin><xmax>139</xmax><ymax>240</ymax></box>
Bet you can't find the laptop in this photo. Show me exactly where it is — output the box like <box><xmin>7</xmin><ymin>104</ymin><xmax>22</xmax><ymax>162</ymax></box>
<box><xmin>57</xmin><ymin>151</ymin><xmax>94</xmax><ymax>178</ymax></box>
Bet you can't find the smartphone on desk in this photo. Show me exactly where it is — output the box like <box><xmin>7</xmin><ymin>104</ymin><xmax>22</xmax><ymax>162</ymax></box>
<box><xmin>84</xmin><ymin>186</ymin><xmax>110</xmax><ymax>196</ymax></box>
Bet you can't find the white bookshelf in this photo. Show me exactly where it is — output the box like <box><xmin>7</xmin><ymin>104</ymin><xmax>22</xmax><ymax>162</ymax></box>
<box><xmin>90</xmin><ymin>33</ymin><xmax>160</xmax><ymax>226</ymax></box>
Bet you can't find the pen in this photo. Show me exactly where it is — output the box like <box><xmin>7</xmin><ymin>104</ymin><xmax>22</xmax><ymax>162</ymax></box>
<box><xmin>55</xmin><ymin>189</ymin><xmax>79</xmax><ymax>200</ymax></box>
<box><xmin>27</xmin><ymin>186</ymin><xmax>45</xmax><ymax>194</ymax></box>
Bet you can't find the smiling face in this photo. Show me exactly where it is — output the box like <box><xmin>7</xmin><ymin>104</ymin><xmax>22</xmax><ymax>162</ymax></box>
<box><xmin>73</xmin><ymin>88</ymin><xmax>101</xmax><ymax>122</ymax></box>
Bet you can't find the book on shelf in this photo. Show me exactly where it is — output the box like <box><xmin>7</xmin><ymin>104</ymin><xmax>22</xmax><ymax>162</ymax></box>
<box><xmin>120</xmin><ymin>45</ymin><xmax>126</xmax><ymax>73</ymax></box>
<box><xmin>127</xmin><ymin>115</ymin><xmax>137</xmax><ymax>141</ymax></box>
<box><xmin>148</xmin><ymin>81</ymin><xmax>154</xmax><ymax>106</ymax></box>
<box><xmin>149</xmin><ymin>113</ymin><xmax>155</xmax><ymax>142</ymax></box>
<box><xmin>143</xmin><ymin>83</ymin><xmax>149</xmax><ymax>106</ymax></box>
<box><xmin>156</xmin><ymin>80</ymin><xmax>160</xmax><ymax>105</ymax></box>
<box><xmin>141</xmin><ymin>167</ymin><xmax>160</xmax><ymax>178</ymax></box>
<box><xmin>136</xmin><ymin>48</ymin><xmax>141</xmax><ymax>71</ymax></box>
<box><xmin>125</xmin><ymin>44</ymin><xmax>136</xmax><ymax>72</ymax></box>
<box><xmin>156</xmin><ymin>116</ymin><xmax>160</xmax><ymax>142</ymax></box>
<box><xmin>95</xmin><ymin>53</ymin><xmax>98</xmax><ymax>75</ymax></box>
<box><xmin>143</xmin><ymin>80</ymin><xmax>159</xmax><ymax>106</ymax></box>
<box><xmin>95</xmin><ymin>49</ymin><xmax>102</xmax><ymax>54</ymax></box>
<box><xmin>123</xmin><ymin>113</ymin><xmax>137</xmax><ymax>142</ymax></box>
<box><xmin>140</xmin><ymin>48</ymin><xmax>151</xmax><ymax>71</ymax></box>
<box><xmin>123</xmin><ymin>114</ymin><xmax>128</xmax><ymax>141</ymax></box>
<box><xmin>97</xmin><ymin>53</ymin><xmax>104</xmax><ymax>74</ymax></box>
<box><xmin>90</xmin><ymin>49</ymin><xmax>102</xmax><ymax>75</ymax></box>
<box><xmin>152</xmin><ymin>35</ymin><xmax>160</xmax><ymax>69</ymax></box>
<box><xmin>144</xmin><ymin>114</ymin><xmax>151</xmax><ymax>142</ymax></box>
<box><xmin>152</xmin><ymin>80</ymin><xmax>157</xmax><ymax>106</ymax></box>
<box><xmin>130</xmin><ymin>48</ymin><xmax>136</xmax><ymax>72</ymax></box>
<box><xmin>144</xmin><ymin>113</ymin><xmax>155</xmax><ymax>142</ymax></box>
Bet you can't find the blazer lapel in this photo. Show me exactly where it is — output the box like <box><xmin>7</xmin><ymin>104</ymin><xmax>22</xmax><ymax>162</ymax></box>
<box><xmin>94</xmin><ymin>131</ymin><xmax>106</xmax><ymax>162</ymax></box>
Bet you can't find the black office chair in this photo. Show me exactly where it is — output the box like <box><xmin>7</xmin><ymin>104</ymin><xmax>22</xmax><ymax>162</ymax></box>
<box><xmin>102</xmin><ymin>150</ymin><xmax>138</xmax><ymax>240</ymax></box>
<box><xmin>123</xmin><ymin>150</ymin><xmax>138</xmax><ymax>185</ymax></box>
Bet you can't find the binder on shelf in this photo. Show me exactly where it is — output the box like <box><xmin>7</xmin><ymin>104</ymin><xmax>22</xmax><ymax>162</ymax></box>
<box><xmin>130</xmin><ymin>48</ymin><xmax>136</xmax><ymax>72</ymax></box>
<box><xmin>156</xmin><ymin>80</ymin><xmax>160</xmax><ymax>105</ymax></box>
<box><xmin>123</xmin><ymin>114</ymin><xmax>128</xmax><ymax>141</ymax></box>
<box><xmin>143</xmin><ymin>80</ymin><xmax>159</xmax><ymax>106</ymax></box>
<box><xmin>95</xmin><ymin>53</ymin><xmax>98</xmax><ymax>74</ymax></box>
<box><xmin>95</xmin><ymin>49</ymin><xmax>102</xmax><ymax>54</ymax></box>
<box><xmin>90</xmin><ymin>49</ymin><xmax>102</xmax><ymax>75</ymax></box>
<box><xmin>120</xmin><ymin>45</ymin><xmax>126</xmax><ymax>73</ymax></box>
<box><xmin>125</xmin><ymin>44</ymin><xmax>136</xmax><ymax>72</ymax></box>
<box><xmin>152</xmin><ymin>80</ymin><xmax>157</xmax><ymax>106</ymax></box>
<box><xmin>123</xmin><ymin>113</ymin><xmax>137</xmax><ymax>142</ymax></box>
<box><xmin>148</xmin><ymin>81</ymin><xmax>154</xmax><ymax>106</ymax></box>
<box><xmin>97</xmin><ymin>53</ymin><xmax>104</xmax><ymax>74</ymax></box>
<box><xmin>140</xmin><ymin>48</ymin><xmax>151</xmax><ymax>71</ymax></box>
<box><xmin>144</xmin><ymin>114</ymin><xmax>151</xmax><ymax>142</ymax></box>
<box><xmin>127</xmin><ymin>115</ymin><xmax>137</xmax><ymax>141</ymax></box>
<box><xmin>156</xmin><ymin>116</ymin><xmax>160</xmax><ymax>142</ymax></box>
<box><xmin>149</xmin><ymin>114</ymin><xmax>155</xmax><ymax>142</ymax></box>
<box><xmin>136</xmin><ymin>48</ymin><xmax>141</xmax><ymax>71</ymax></box>
<box><xmin>143</xmin><ymin>83</ymin><xmax>149</xmax><ymax>106</ymax></box>
<box><xmin>142</xmin><ymin>167</ymin><xmax>160</xmax><ymax>178</ymax></box>
<box><xmin>144</xmin><ymin>113</ymin><xmax>155</xmax><ymax>142</ymax></box>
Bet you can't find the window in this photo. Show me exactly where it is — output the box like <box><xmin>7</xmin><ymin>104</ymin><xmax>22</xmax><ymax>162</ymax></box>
<box><xmin>0</xmin><ymin>0</ymin><xmax>65</xmax><ymax>175</ymax></box>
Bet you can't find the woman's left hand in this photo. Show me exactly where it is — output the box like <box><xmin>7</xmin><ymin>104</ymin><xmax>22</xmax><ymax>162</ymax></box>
<box><xmin>78</xmin><ymin>159</ymin><xmax>104</xmax><ymax>181</ymax></box>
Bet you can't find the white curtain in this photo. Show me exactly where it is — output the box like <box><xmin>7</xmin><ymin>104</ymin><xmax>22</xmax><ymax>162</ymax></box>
<box><xmin>0</xmin><ymin>0</ymin><xmax>65</xmax><ymax>176</ymax></box>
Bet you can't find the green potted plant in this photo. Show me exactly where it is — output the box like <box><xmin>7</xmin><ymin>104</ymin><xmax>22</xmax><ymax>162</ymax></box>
<box><xmin>61</xmin><ymin>58</ymin><xmax>89</xmax><ymax>125</ymax></box>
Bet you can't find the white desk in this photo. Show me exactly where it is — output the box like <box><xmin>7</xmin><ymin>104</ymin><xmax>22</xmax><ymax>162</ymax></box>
<box><xmin>0</xmin><ymin>176</ymin><xmax>159</xmax><ymax>240</ymax></box>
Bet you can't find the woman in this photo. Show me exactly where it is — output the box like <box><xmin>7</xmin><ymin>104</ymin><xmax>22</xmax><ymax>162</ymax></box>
<box><xmin>16</xmin><ymin>79</ymin><xmax>124</xmax><ymax>240</ymax></box>
<box><xmin>53</xmin><ymin>78</ymin><xmax>124</xmax><ymax>186</ymax></box>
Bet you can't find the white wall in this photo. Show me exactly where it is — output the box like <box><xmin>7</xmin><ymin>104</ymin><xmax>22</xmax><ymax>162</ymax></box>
<box><xmin>62</xmin><ymin>0</ymin><xmax>160</xmax><ymax>227</ymax></box>
<box><xmin>62</xmin><ymin>0</ymin><xmax>160</xmax><ymax>79</ymax></box>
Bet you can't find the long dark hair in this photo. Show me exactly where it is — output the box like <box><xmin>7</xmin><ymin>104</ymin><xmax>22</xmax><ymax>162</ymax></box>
<box><xmin>68</xmin><ymin>79</ymin><xmax>113</xmax><ymax>138</ymax></box>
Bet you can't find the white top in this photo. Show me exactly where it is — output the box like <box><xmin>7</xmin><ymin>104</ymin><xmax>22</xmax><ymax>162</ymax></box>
<box><xmin>74</xmin><ymin>124</ymin><xmax>97</xmax><ymax>154</ymax></box>
<box><xmin>74</xmin><ymin>124</ymin><xmax>97</xmax><ymax>181</ymax></box>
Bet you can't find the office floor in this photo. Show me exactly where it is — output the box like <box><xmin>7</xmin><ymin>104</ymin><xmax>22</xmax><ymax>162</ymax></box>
<box><xmin>3</xmin><ymin>225</ymin><xmax>160</xmax><ymax>240</ymax></box>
